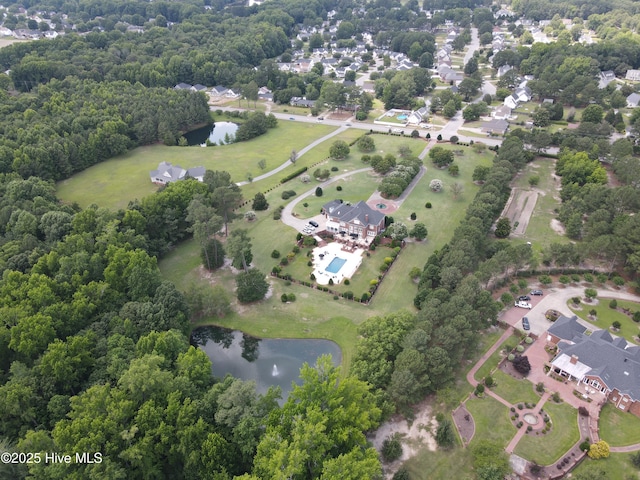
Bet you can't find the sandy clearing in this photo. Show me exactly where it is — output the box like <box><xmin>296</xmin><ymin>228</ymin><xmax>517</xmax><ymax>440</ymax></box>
<box><xmin>369</xmin><ymin>402</ymin><xmax>438</xmax><ymax>478</ymax></box>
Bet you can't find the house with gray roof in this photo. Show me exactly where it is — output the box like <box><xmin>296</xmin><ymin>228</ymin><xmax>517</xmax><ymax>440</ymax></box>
<box><xmin>322</xmin><ymin>200</ymin><xmax>386</xmax><ymax>239</ymax></box>
<box><xmin>150</xmin><ymin>162</ymin><xmax>205</xmax><ymax>185</ymax></box>
<box><xmin>547</xmin><ymin>316</ymin><xmax>640</xmax><ymax>416</ymax></box>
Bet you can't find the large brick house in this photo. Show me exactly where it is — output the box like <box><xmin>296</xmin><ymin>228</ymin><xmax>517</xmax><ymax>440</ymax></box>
<box><xmin>547</xmin><ymin>315</ymin><xmax>640</xmax><ymax>416</ymax></box>
<box><xmin>322</xmin><ymin>200</ymin><xmax>385</xmax><ymax>239</ymax></box>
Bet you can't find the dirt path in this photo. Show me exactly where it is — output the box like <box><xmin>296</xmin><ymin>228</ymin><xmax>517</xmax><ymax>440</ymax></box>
<box><xmin>499</xmin><ymin>188</ymin><xmax>539</xmax><ymax>236</ymax></box>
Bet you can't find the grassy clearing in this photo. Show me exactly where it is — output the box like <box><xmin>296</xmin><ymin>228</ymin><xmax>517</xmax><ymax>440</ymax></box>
<box><xmin>400</xmin><ymin>447</ymin><xmax>475</xmax><ymax>480</ymax></box>
<box><xmin>511</xmin><ymin>157</ymin><xmax>569</xmax><ymax>255</ymax></box>
<box><xmin>473</xmin><ymin>333</ymin><xmax>521</xmax><ymax>382</ymax></box>
<box><xmin>572</xmin><ymin>453</ymin><xmax>638</xmax><ymax>479</ymax></box>
<box><xmin>569</xmin><ymin>299</ymin><xmax>640</xmax><ymax>345</ymax></box>
<box><xmin>490</xmin><ymin>370</ymin><xmax>540</xmax><ymax>405</ymax></box>
<box><xmin>514</xmin><ymin>401</ymin><xmax>580</xmax><ymax>466</ymax></box>
<box><xmin>466</xmin><ymin>395</ymin><xmax>516</xmax><ymax>447</ymax></box>
<box><xmin>599</xmin><ymin>403</ymin><xmax>640</xmax><ymax>447</ymax></box>
<box><xmin>57</xmin><ymin>122</ymin><xmax>337</xmax><ymax>210</ymax></box>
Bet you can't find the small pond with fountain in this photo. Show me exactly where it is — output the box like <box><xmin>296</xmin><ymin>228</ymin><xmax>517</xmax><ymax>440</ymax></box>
<box><xmin>191</xmin><ymin>326</ymin><xmax>342</xmax><ymax>400</ymax></box>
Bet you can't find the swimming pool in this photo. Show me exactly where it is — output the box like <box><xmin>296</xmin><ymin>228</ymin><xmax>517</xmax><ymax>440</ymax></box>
<box><xmin>325</xmin><ymin>257</ymin><xmax>347</xmax><ymax>274</ymax></box>
<box><xmin>397</xmin><ymin>114</ymin><xmax>408</xmax><ymax>120</ymax></box>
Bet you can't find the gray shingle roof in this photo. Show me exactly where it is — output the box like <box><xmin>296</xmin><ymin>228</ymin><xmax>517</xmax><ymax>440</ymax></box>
<box><xmin>323</xmin><ymin>200</ymin><xmax>385</xmax><ymax>227</ymax></box>
<box><xmin>553</xmin><ymin>323</ymin><xmax>640</xmax><ymax>401</ymax></box>
<box><xmin>548</xmin><ymin>315</ymin><xmax>586</xmax><ymax>341</ymax></box>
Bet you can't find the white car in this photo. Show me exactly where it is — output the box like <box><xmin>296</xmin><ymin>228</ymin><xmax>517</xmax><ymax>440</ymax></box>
<box><xmin>514</xmin><ymin>301</ymin><xmax>532</xmax><ymax>309</ymax></box>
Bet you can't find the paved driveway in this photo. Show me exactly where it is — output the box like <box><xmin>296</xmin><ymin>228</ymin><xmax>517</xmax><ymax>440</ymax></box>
<box><xmin>500</xmin><ymin>285</ymin><xmax>640</xmax><ymax>337</ymax></box>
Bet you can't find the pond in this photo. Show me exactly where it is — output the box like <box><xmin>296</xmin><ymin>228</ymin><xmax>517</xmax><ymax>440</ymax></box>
<box><xmin>191</xmin><ymin>326</ymin><xmax>342</xmax><ymax>400</ymax></box>
<box><xmin>183</xmin><ymin>121</ymin><xmax>239</xmax><ymax>146</ymax></box>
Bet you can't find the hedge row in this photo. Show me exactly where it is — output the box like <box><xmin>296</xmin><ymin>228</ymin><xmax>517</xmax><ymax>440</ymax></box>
<box><xmin>281</xmin><ymin>166</ymin><xmax>308</xmax><ymax>184</ymax></box>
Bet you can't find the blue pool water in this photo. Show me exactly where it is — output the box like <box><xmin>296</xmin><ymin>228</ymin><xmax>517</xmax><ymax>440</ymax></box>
<box><xmin>326</xmin><ymin>257</ymin><xmax>347</xmax><ymax>274</ymax></box>
<box><xmin>397</xmin><ymin>114</ymin><xmax>408</xmax><ymax>120</ymax></box>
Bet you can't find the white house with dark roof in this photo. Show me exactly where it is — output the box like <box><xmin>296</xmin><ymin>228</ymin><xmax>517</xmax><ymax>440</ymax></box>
<box><xmin>322</xmin><ymin>200</ymin><xmax>386</xmax><ymax>238</ymax></box>
<box><xmin>547</xmin><ymin>315</ymin><xmax>640</xmax><ymax>416</ymax></box>
<box><xmin>150</xmin><ymin>162</ymin><xmax>205</xmax><ymax>185</ymax></box>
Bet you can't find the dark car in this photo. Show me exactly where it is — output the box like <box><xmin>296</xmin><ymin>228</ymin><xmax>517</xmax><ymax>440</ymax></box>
<box><xmin>518</xmin><ymin>295</ymin><xmax>531</xmax><ymax>302</ymax></box>
<box><xmin>289</xmin><ymin>117</ymin><xmax>295</xmax><ymax>120</ymax></box>
<box><xmin>522</xmin><ymin>317</ymin><xmax>530</xmax><ymax>331</ymax></box>
<box><xmin>530</xmin><ymin>290</ymin><xmax>543</xmax><ymax>296</ymax></box>
<box><xmin>309</xmin><ymin>220</ymin><xmax>319</xmax><ymax>228</ymax></box>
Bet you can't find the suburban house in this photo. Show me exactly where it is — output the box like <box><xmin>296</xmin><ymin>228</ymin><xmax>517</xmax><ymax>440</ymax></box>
<box><xmin>547</xmin><ymin>315</ymin><xmax>640</xmax><ymax>416</ymax></box>
<box><xmin>503</xmin><ymin>94</ymin><xmax>519</xmax><ymax>110</ymax></box>
<box><xmin>626</xmin><ymin>69</ymin><xmax>640</xmax><ymax>82</ymax></box>
<box><xmin>407</xmin><ymin>105</ymin><xmax>430</xmax><ymax>125</ymax></box>
<box><xmin>481</xmin><ymin>118</ymin><xmax>509</xmax><ymax>135</ymax></box>
<box><xmin>290</xmin><ymin>97</ymin><xmax>316</xmax><ymax>108</ymax></box>
<box><xmin>150</xmin><ymin>162</ymin><xmax>205</xmax><ymax>185</ymax></box>
<box><xmin>627</xmin><ymin>93</ymin><xmax>640</xmax><ymax>108</ymax></box>
<box><xmin>492</xmin><ymin>105</ymin><xmax>512</xmax><ymax>120</ymax></box>
<box><xmin>322</xmin><ymin>200</ymin><xmax>386</xmax><ymax>238</ymax></box>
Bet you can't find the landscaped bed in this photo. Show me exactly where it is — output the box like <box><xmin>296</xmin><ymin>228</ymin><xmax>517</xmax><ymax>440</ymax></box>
<box><xmin>473</xmin><ymin>334</ymin><xmax>521</xmax><ymax>383</ymax></box>
<box><xmin>599</xmin><ymin>403</ymin><xmax>640</xmax><ymax>447</ymax></box>
<box><xmin>514</xmin><ymin>401</ymin><xmax>580</xmax><ymax>466</ymax></box>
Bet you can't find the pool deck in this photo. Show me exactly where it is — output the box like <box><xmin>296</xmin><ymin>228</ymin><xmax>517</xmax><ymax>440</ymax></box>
<box><xmin>312</xmin><ymin>242</ymin><xmax>363</xmax><ymax>285</ymax></box>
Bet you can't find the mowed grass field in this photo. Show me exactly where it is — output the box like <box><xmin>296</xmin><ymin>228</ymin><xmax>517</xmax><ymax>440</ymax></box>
<box><xmin>57</xmin><ymin>121</ymin><xmax>337</xmax><ymax>210</ymax></box>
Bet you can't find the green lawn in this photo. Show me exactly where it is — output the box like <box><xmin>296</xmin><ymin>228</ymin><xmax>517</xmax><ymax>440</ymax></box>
<box><xmin>490</xmin><ymin>369</ymin><xmax>540</xmax><ymax>405</ymax></box>
<box><xmin>466</xmin><ymin>395</ymin><xmax>516</xmax><ymax>447</ymax></box>
<box><xmin>599</xmin><ymin>403</ymin><xmax>640</xmax><ymax>447</ymax></box>
<box><xmin>572</xmin><ymin>453</ymin><xmax>639</xmax><ymax>479</ymax></box>
<box><xmin>57</xmin><ymin>121</ymin><xmax>337</xmax><ymax>210</ymax></box>
<box><xmin>473</xmin><ymin>334</ymin><xmax>521</xmax><ymax>383</ymax></box>
<box><xmin>400</xmin><ymin>447</ymin><xmax>475</xmax><ymax>480</ymax></box>
<box><xmin>514</xmin><ymin>401</ymin><xmax>580</xmax><ymax>466</ymax></box>
<box><xmin>569</xmin><ymin>299</ymin><xmax>640</xmax><ymax>345</ymax></box>
<box><xmin>291</xmin><ymin>170</ymin><xmax>381</xmax><ymax>219</ymax></box>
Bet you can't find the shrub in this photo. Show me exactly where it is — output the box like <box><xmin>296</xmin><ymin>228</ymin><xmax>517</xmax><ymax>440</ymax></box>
<box><xmin>536</xmin><ymin>382</ymin><xmax>545</xmax><ymax>393</ymax></box>
<box><xmin>579</xmin><ymin>406</ymin><xmax>589</xmax><ymax>417</ymax></box>
<box><xmin>370</xmin><ymin>279</ymin><xmax>379</xmax><ymax>286</ymax></box>
<box><xmin>307</xmin><ymin>260</ymin><xmax>312</xmax><ymax>266</ymax></box>
<box><xmin>525</xmin><ymin>336</ymin><xmax>533</xmax><ymax>344</ymax></box>
<box><xmin>634</xmin><ymin>311</ymin><xmax>640</xmax><ymax>323</ymax></box>
<box><xmin>513</xmin><ymin>355</ymin><xmax>531</xmax><ymax>375</ymax></box>
<box><xmin>343</xmin><ymin>291</ymin><xmax>353</xmax><ymax>299</ymax></box>
<box><xmin>631</xmin><ymin>452</ymin><xmax>640</xmax><ymax>469</ymax></box>
<box><xmin>580</xmin><ymin>440</ymin><xmax>591</xmax><ymax>452</ymax></box>
<box><xmin>392</xmin><ymin>467</ymin><xmax>410</xmax><ymax>480</ymax></box>
<box><xmin>609</xmin><ymin>299</ymin><xmax>618</xmax><ymax>309</ymax></box>
<box><xmin>361</xmin><ymin>292</ymin><xmax>370</xmax><ymax>302</ymax></box>
<box><xmin>510</xmin><ymin>284</ymin><xmax>519</xmax><ymax>294</ymax></box>
<box><xmin>336</xmin><ymin>185</ymin><xmax>342</xmax><ymax>191</ymax></box>
<box><xmin>410</xmin><ymin>212</ymin><xmax>417</xmax><ymax>220</ymax></box>
<box><xmin>328</xmin><ymin>278</ymin><xmax>334</xmax><ymax>285</ymax></box>
<box><xmin>613</xmin><ymin>276</ymin><xmax>625</xmax><ymax>287</ymax></box>
<box><xmin>281</xmin><ymin>190</ymin><xmax>297</xmax><ymax>200</ymax></box>
<box><xmin>584</xmin><ymin>273</ymin><xmax>594</xmax><ymax>282</ymax></box>
<box><xmin>281</xmin><ymin>293</ymin><xmax>289</xmax><ymax>302</ymax></box>
<box><xmin>588</xmin><ymin>440</ymin><xmax>610</xmax><ymax>459</ymax></box>
<box><xmin>508</xmin><ymin>354</ymin><xmax>515</xmax><ymax>361</ymax></box>
<box><xmin>287</xmin><ymin>293</ymin><xmax>296</xmax><ymax>302</ymax></box>
<box><xmin>315</xmin><ymin>186</ymin><xmax>323</xmax><ymax>197</ymax></box>
<box><xmin>425</xmin><ymin>202</ymin><xmax>432</xmax><ymax>208</ymax></box>
<box><xmin>381</xmin><ymin>434</ymin><xmax>403</xmax><ymax>462</ymax></box>
<box><xmin>559</xmin><ymin>275</ymin><xmax>570</xmax><ymax>285</ymax></box>
<box><xmin>279</xmin><ymin>257</ymin><xmax>288</xmax><ymax>266</ymax></box>
<box><xmin>448</xmin><ymin>164</ymin><xmax>459</xmax><ymax>176</ymax></box>
<box><xmin>330</xmin><ymin>166</ymin><xmax>339</xmax><ymax>172</ymax></box>
<box><xmin>484</xmin><ymin>376</ymin><xmax>494</xmax><ymax>387</ymax></box>
<box><xmin>516</xmin><ymin>345</ymin><xmax>525</xmax><ymax>352</ymax></box>
<box><xmin>344</xmin><ymin>279</ymin><xmax>350</xmax><ymax>285</ymax></box>
<box><xmin>538</xmin><ymin>275</ymin><xmax>552</xmax><ymax>285</ymax></box>
<box><xmin>500</xmin><ymin>292</ymin><xmax>514</xmax><ymax>305</ymax></box>
<box><xmin>571</xmin><ymin>296</ymin><xmax>581</xmax><ymax>305</ymax></box>
<box><xmin>612</xmin><ymin>321</ymin><xmax>621</xmax><ymax>330</ymax></box>
<box><xmin>584</xmin><ymin>288</ymin><xmax>598</xmax><ymax>300</ymax></box>
<box><xmin>429</xmin><ymin>179</ymin><xmax>443</xmax><ymax>192</ymax></box>
<box><xmin>589</xmin><ymin>309</ymin><xmax>597</xmax><ymax>316</ymax></box>
<box><xmin>552</xmin><ymin>392</ymin><xmax>561</xmax><ymax>403</ymax></box>
<box><xmin>271</xmin><ymin>250</ymin><xmax>280</xmax><ymax>259</ymax></box>
<box><xmin>475</xmin><ymin>384</ymin><xmax>485</xmax><ymax>395</ymax></box>
<box><xmin>597</xmin><ymin>273</ymin><xmax>607</xmax><ymax>284</ymax></box>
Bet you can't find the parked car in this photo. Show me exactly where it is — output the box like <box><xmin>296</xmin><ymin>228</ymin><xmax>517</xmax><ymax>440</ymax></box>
<box><xmin>515</xmin><ymin>301</ymin><xmax>532</xmax><ymax>309</ymax></box>
<box><xmin>345</xmin><ymin>122</ymin><xmax>352</xmax><ymax>126</ymax></box>
<box><xmin>289</xmin><ymin>117</ymin><xmax>295</xmax><ymax>120</ymax></box>
<box><xmin>530</xmin><ymin>290</ymin><xmax>543</xmax><ymax>296</ymax></box>
<box><xmin>309</xmin><ymin>220</ymin><xmax>319</xmax><ymax>228</ymax></box>
<box><xmin>317</xmin><ymin>117</ymin><xmax>324</xmax><ymax>121</ymax></box>
<box><xmin>522</xmin><ymin>317</ymin><xmax>530</xmax><ymax>331</ymax></box>
<box><xmin>518</xmin><ymin>295</ymin><xmax>531</xmax><ymax>302</ymax></box>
